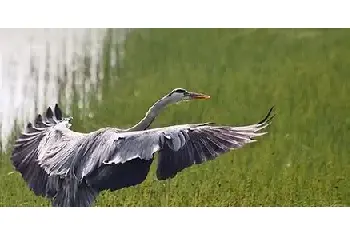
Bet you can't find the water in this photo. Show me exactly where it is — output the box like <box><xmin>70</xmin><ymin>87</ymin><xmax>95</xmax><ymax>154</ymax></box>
<box><xmin>0</xmin><ymin>28</ymin><xmax>130</xmax><ymax>152</ymax></box>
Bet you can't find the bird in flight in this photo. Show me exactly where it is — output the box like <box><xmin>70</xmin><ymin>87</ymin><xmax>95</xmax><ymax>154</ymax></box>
<box><xmin>11</xmin><ymin>88</ymin><xmax>274</xmax><ymax>207</ymax></box>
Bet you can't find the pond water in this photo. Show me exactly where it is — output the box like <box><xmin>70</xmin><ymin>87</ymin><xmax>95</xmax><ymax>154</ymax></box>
<box><xmin>0</xmin><ymin>28</ymin><xmax>130</xmax><ymax>152</ymax></box>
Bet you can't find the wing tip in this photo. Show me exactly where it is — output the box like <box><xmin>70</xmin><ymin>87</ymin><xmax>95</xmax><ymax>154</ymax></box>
<box><xmin>24</xmin><ymin>103</ymin><xmax>65</xmax><ymax>131</ymax></box>
<box><xmin>54</xmin><ymin>103</ymin><xmax>63</xmax><ymax>121</ymax></box>
<box><xmin>46</xmin><ymin>104</ymin><xmax>65</xmax><ymax>121</ymax></box>
<box><xmin>258</xmin><ymin>106</ymin><xmax>276</xmax><ymax>125</ymax></box>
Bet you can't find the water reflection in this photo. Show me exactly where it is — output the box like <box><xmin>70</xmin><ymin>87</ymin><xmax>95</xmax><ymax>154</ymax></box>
<box><xmin>0</xmin><ymin>28</ymin><xmax>130</xmax><ymax>152</ymax></box>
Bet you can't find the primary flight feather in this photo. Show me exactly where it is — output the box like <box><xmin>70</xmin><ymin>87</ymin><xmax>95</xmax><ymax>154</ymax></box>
<box><xmin>11</xmin><ymin>88</ymin><xmax>274</xmax><ymax>207</ymax></box>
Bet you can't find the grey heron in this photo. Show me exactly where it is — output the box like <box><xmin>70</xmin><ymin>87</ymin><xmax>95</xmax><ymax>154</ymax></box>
<box><xmin>11</xmin><ymin>88</ymin><xmax>274</xmax><ymax>207</ymax></box>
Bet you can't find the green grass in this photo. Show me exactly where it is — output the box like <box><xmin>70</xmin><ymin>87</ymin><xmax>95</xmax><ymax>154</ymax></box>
<box><xmin>1</xmin><ymin>28</ymin><xmax>350</xmax><ymax>206</ymax></box>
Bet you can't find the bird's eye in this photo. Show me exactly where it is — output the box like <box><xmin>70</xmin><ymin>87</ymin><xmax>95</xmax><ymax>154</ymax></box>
<box><xmin>168</xmin><ymin>88</ymin><xmax>187</xmax><ymax>97</ymax></box>
<box><xmin>174</xmin><ymin>88</ymin><xmax>186</xmax><ymax>93</ymax></box>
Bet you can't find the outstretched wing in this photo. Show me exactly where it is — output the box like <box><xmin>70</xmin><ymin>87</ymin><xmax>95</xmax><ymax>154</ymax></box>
<box><xmin>156</xmin><ymin>108</ymin><xmax>274</xmax><ymax>179</ymax></box>
<box><xmin>85</xmin><ymin>106</ymin><xmax>275</xmax><ymax>182</ymax></box>
<box><xmin>11</xmin><ymin>104</ymin><xmax>82</xmax><ymax>197</ymax></box>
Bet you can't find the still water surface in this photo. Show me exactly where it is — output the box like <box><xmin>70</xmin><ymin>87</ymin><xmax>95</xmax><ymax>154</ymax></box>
<box><xmin>0</xmin><ymin>28</ymin><xmax>130</xmax><ymax>151</ymax></box>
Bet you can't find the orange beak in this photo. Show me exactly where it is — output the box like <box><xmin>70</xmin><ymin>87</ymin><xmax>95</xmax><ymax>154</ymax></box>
<box><xmin>188</xmin><ymin>92</ymin><xmax>211</xmax><ymax>100</ymax></box>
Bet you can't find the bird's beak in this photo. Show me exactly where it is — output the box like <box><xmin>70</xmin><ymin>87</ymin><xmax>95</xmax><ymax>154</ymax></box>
<box><xmin>188</xmin><ymin>92</ymin><xmax>211</xmax><ymax>100</ymax></box>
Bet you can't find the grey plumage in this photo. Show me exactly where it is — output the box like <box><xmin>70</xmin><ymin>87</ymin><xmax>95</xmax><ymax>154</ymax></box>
<box><xmin>11</xmin><ymin>88</ymin><xmax>274</xmax><ymax>207</ymax></box>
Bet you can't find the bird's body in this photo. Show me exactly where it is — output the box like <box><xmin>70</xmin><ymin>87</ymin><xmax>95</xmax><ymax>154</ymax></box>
<box><xmin>11</xmin><ymin>88</ymin><xmax>274</xmax><ymax>207</ymax></box>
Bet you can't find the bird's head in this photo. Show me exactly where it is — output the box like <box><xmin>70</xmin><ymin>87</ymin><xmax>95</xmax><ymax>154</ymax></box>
<box><xmin>166</xmin><ymin>88</ymin><xmax>211</xmax><ymax>104</ymax></box>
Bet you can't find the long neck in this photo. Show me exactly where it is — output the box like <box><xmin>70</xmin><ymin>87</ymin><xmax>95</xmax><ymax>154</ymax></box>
<box><xmin>127</xmin><ymin>96</ymin><xmax>172</xmax><ymax>132</ymax></box>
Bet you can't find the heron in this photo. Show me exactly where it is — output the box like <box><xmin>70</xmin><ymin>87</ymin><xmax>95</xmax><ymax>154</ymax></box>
<box><xmin>11</xmin><ymin>88</ymin><xmax>274</xmax><ymax>207</ymax></box>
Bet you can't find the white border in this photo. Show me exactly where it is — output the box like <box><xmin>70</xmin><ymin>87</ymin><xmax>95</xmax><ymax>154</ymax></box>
<box><xmin>0</xmin><ymin>0</ymin><xmax>349</xmax><ymax>28</ymax></box>
<box><xmin>0</xmin><ymin>207</ymin><xmax>349</xmax><ymax>235</ymax></box>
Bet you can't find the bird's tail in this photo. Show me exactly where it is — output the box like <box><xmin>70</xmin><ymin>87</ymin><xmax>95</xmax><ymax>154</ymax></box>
<box><xmin>52</xmin><ymin>179</ymin><xmax>98</xmax><ymax>207</ymax></box>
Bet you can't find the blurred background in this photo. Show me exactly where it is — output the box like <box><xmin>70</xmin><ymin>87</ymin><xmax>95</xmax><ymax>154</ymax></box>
<box><xmin>0</xmin><ymin>29</ymin><xmax>130</xmax><ymax>151</ymax></box>
<box><xmin>1</xmin><ymin>29</ymin><xmax>350</xmax><ymax>207</ymax></box>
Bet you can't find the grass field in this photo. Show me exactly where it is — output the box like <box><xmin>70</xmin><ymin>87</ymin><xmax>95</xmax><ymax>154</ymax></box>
<box><xmin>1</xmin><ymin>28</ymin><xmax>350</xmax><ymax>206</ymax></box>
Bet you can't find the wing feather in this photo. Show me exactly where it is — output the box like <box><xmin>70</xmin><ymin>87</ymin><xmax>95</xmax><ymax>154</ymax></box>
<box><xmin>155</xmin><ymin>107</ymin><xmax>274</xmax><ymax>180</ymax></box>
<box><xmin>11</xmin><ymin>105</ymin><xmax>71</xmax><ymax>197</ymax></box>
